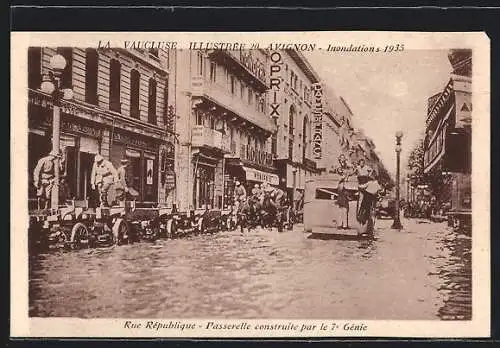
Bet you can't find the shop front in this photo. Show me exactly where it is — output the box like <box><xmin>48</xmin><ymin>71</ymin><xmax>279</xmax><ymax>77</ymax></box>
<box><xmin>28</xmin><ymin>105</ymin><xmax>104</xmax><ymax>208</ymax></box>
<box><xmin>224</xmin><ymin>158</ymin><xmax>279</xmax><ymax>209</ymax></box>
<box><xmin>192</xmin><ymin>149</ymin><xmax>222</xmax><ymax>210</ymax></box>
<box><xmin>109</xmin><ymin>129</ymin><xmax>160</xmax><ymax>204</ymax></box>
<box><xmin>159</xmin><ymin>142</ymin><xmax>176</xmax><ymax>206</ymax></box>
<box><xmin>274</xmin><ymin>159</ymin><xmax>320</xmax><ymax>203</ymax></box>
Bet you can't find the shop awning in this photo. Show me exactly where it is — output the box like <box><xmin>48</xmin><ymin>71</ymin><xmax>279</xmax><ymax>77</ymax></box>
<box><xmin>243</xmin><ymin>166</ymin><xmax>279</xmax><ymax>185</ymax></box>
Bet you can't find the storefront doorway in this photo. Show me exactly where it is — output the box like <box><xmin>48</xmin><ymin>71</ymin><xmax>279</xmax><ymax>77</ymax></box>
<box><xmin>193</xmin><ymin>164</ymin><xmax>215</xmax><ymax>209</ymax></box>
<box><xmin>63</xmin><ymin>135</ymin><xmax>100</xmax><ymax>206</ymax></box>
<box><xmin>109</xmin><ymin>142</ymin><xmax>158</xmax><ymax>204</ymax></box>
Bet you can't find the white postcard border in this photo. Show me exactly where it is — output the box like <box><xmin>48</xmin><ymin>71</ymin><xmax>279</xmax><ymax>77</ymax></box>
<box><xmin>10</xmin><ymin>31</ymin><xmax>491</xmax><ymax>338</ymax></box>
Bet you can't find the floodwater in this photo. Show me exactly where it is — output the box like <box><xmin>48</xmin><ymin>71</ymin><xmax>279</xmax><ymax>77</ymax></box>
<box><xmin>29</xmin><ymin>219</ymin><xmax>471</xmax><ymax>320</ymax></box>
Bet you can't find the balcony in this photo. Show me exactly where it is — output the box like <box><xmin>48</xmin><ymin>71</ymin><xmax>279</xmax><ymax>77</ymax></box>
<box><xmin>192</xmin><ymin>125</ymin><xmax>230</xmax><ymax>153</ymax></box>
<box><xmin>191</xmin><ymin>76</ymin><xmax>276</xmax><ymax>133</ymax></box>
<box><xmin>240</xmin><ymin>145</ymin><xmax>274</xmax><ymax>168</ymax></box>
<box><xmin>209</xmin><ymin>50</ymin><xmax>268</xmax><ymax>92</ymax></box>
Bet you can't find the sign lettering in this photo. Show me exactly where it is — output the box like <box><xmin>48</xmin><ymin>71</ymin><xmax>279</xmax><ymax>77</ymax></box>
<box><xmin>62</xmin><ymin>120</ymin><xmax>103</xmax><ymax>138</ymax></box>
<box><xmin>312</xmin><ymin>83</ymin><xmax>323</xmax><ymax>159</ymax></box>
<box><xmin>269</xmin><ymin>51</ymin><xmax>282</xmax><ymax>120</ymax></box>
<box><xmin>245</xmin><ymin>168</ymin><xmax>279</xmax><ymax>185</ymax></box>
<box><xmin>113</xmin><ymin>131</ymin><xmax>156</xmax><ymax>149</ymax></box>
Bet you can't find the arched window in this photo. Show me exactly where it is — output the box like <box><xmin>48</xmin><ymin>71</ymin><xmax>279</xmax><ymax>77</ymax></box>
<box><xmin>56</xmin><ymin>47</ymin><xmax>73</xmax><ymax>90</ymax></box>
<box><xmin>148</xmin><ymin>78</ymin><xmax>157</xmax><ymax>124</ymax></box>
<box><xmin>302</xmin><ymin>115</ymin><xmax>310</xmax><ymax>161</ymax></box>
<box><xmin>85</xmin><ymin>48</ymin><xmax>98</xmax><ymax>105</ymax></box>
<box><xmin>109</xmin><ymin>59</ymin><xmax>121</xmax><ymax>112</ymax></box>
<box><xmin>28</xmin><ymin>47</ymin><xmax>42</xmax><ymax>89</ymax></box>
<box><xmin>288</xmin><ymin>105</ymin><xmax>296</xmax><ymax>160</ymax></box>
<box><xmin>130</xmin><ymin>69</ymin><xmax>140</xmax><ymax>118</ymax></box>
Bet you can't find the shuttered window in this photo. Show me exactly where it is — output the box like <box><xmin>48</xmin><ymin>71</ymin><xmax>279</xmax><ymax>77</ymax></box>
<box><xmin>148</xmin><ymin>78</ymin><xmax>157</xmax><ymax>124</ymax></box>
<box><xmin>109</xmin><ymin>59</ymin><xmax>121</xmax><ymax>112</ymax></box>
<box><xmin>130</xmin><ymin>69</ymin><xmax>140</xmax><ymax>118</ymax></box>
<box><xmin>85</xmin><ymin>49</ymin><xmax>98</xmax><ymax>105</ymax></box>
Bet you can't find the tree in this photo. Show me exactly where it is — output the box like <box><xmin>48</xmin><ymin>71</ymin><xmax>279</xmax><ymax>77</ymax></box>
<box><xmin>407</xmin><ymin>138</ymin><xmax>425</xmax><ymax>186</ymax></box>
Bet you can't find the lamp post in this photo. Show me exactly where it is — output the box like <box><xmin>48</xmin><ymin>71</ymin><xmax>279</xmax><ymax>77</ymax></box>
<box><xmin>39</xmin><ymin>54</ymin><xmax>73</xmax><ymax>211</ymax></box>
<box><xmin>391</xmin><ymin>131</ymin><xmax>403</xmax><ymax>230</ymax></box>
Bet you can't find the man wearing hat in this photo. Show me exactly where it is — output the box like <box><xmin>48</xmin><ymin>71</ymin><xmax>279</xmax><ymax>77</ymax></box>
<box><xmin>91</xmin><ymin>154</ymin><xmax>118</xmax><ymax>207</ymax></box>
<box><xmin>33</xmin><ymin>150</ymin><xmax>64</xmax><ymax>210</ymax></box>
<box><xmin>115</xmin><ymin>158</ymin><xmax>139</xmax><ymax>205</ymax></box>
<box><xmin>266</xmin><ymin>185</ymin><xmax>286</xmax><ymax>209</ymax></box>
<box><xmin>233</xmin><ymin>180</ymin><xmax>247</xmax><ymax>213</ymax></box>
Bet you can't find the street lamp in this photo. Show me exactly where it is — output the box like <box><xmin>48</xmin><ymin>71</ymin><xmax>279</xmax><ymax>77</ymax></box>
<box><xmin>391</xmin><ymin>131</ymin><xmax>403</xmax><ymax>230</ymax></box>
<box><xmin>39</xmin><ymin>54</ymin><xmax>73</xmax><ymax>211</ymax></box>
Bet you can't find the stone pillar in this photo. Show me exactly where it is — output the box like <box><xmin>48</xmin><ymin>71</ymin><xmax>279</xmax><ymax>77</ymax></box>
<box><xmin>214</xmin><ymin>158</ymin><xmax>224</xmax><ymax>209</ymax></box>
<box><xmin>101</xmin><ymin>129</ymin><xmax>110</xmax><ymax>158</ymax></box>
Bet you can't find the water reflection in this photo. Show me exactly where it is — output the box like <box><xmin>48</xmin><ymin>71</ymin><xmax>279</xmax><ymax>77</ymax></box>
<box><xmin>435</xmin><ymin>228</ymin><xmax>472</xmax><ymax>320</ymax></box>
<box><xmin>29</xmin><ymin>221</ymin><xmax>471</xmax><ymax>320</ymax></box>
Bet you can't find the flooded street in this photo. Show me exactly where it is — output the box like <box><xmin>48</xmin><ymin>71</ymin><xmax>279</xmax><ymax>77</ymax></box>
<box><xmin>29</xmin><ymin>218</ymin><xmax>471</xmax><ymax>320</ymax></box>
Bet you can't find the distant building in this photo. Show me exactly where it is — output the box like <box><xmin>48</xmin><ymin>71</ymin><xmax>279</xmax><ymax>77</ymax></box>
<box><xmin>318</xmin><ymin>85</ymin><xmax>345</xmax><ymax>172</ymax></box>
<box><xmin>267</xmin><ymin>50</ymin><xmax>322</xmax><ymax>199</ymax></box>
<box><xmin>423</xmin><ymin>49</ymin><xmax>472</xmax><ymax>220</ymax></box>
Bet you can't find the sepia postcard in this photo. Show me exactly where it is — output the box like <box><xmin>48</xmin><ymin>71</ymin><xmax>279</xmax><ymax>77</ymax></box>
<box><xmin>11</xmin><ymin>31</ymin><xmax>490</xmax><ymax>338</ymax></box>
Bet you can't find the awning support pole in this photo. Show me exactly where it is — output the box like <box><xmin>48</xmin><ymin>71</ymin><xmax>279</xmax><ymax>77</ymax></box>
<box><xmin>221</xmin><ymin>156</ymin><xmax>225</xmax><ymax>210</ymax></box>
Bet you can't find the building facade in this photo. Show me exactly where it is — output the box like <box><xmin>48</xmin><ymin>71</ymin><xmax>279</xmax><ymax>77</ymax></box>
<box><xmin>28</xmin><ymin>47</ymin><xmax>176</xmax><ymax>208</ymax></box>
<box><xmin>267</xmin><ymin>50</ymin><xmax>322</xmax><ymax>199</ymax></box>
<box><xmin>175</xmin><ymin>49</ymin><xmax>276</xmax><ymax>212</ymax></box>
<box><xmin>423</xmin><ymin>49</ymin><xmax>472</xmax><ymax>211</ymax></box>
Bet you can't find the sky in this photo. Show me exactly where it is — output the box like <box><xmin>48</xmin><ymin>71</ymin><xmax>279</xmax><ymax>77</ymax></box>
<box><xmin>305</xmin><ymin>49</ymin><xmax>452</xmax><ymax>178</ymax></box>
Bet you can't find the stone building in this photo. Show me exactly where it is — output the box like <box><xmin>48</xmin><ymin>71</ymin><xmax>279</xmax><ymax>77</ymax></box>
<box><xmin>174</xmin><ymin>49</ymin><xmax>276</xmax><ymax>211</ymax></box>
<box><xmin>267</xmin><ymin>49</ymin><xmax>322</xmax><ymax>199</ymax></box>
<box><xmin>28</xmin><ymin>47</ymin><xmax>176</xmax><ymax>208</ymax></box>
<box><xmin>423</xmin><ymin>49</ymin><xmax>472</xmax><ymax>212</ymax></box>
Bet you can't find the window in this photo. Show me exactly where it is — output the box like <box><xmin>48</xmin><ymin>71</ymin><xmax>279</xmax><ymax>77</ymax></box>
<box><xmin>28</xmin><ymin>47</ymin><xmax>42</xmax><ymax>89</ymax></box>
<box><xmin>197</xmin><ymin>52</ymin><xmax>204</xmax><ymax>76</ymax></box>
<box><xmin>196</xmin><ymin>109</ymin><xmax>203</xmax><ymax>125</ymax></box>
<box><xmin>240</xmin><ymin>83</ymin><xmax>245</xmax><ymax>99</ymax></box>
<box><xmin>209</xmin><ymin>61</ymin><xmax>217</xmax><ymax>82</ymax></box>
<box><xmin>148</xmin><ymin>78</ymin><xmax>157</xmax><ymax>124</ymax></box>
<box><xmin>290</xmin><ymin>71</ymin><xmax>294</xmax><ymax>86</ymax></box>
<box><xmin>85</xmin><ymin>49</ymin><xmax>98</xmax><ymax>105</ymax></box>
<box><xmin>271</xmin><ymin>133</ymin><xmax>277</xmax><ymax>156</ymax></box>
<box><xmin>303</xmin><ymin>115</ymin><xmax>309</xmax><ymax>160</ymax></box>
<box><xmin>288</xmin><ymin>105</ymin><xmax>296</xmax><ymax>159</ymax></box>
<box><xmin>248</xmin><ymin>89</ymin><xmax>253</xmax><ymax>105</ymax></box>
<box><xmin>56</xmin><ymin>47</ymin><xmax>73</xmax><ymax>89</ymax></box>
<box><xmin>109</xmin><ymin>59</ymin><xmax>121</xmax><ymax>112</ymax></box>
<box><xmin>149</xmin><ymin>48</ymin><xmax>159</xmax><ymax>58</ymax></box>
<box><xmin>259</xmin><ymin>97</ymin><xmax>265</xmax><ymax>113</ymax></box>
<box><xmin>163</xmin><ymin>77</ymin><xmax>172</xmax><ymax>130</ymax></box>
<box><xmin>130</xmin><ymin>69</ymin><xmax>140</xmax><ymax>118</ymax></box>
<box><xmin>230</xmin><ymin>75</ymin><xmax>236</xmax><ymax>95</ymax></box>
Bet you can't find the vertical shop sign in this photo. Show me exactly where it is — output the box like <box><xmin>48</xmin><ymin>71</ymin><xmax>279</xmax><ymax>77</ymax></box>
<box><xmin>269</xmin><ymin>51</ymin><xmax>282</xmax><ymax>119</ymax></box>
<box><xmin>312</xmin><ymin>83</ymin><xmax>323</xmax><ymax>159</ymax></box>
